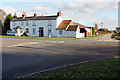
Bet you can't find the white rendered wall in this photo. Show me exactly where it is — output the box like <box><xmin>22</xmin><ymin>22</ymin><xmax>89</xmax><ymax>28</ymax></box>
<box><xmin>10</xmin><ymin>19</ymin><xmax>59</xmax><ymax>37</ymax></box>
<box><xmin>85</xmin><ymin>28</ymin><xmax>90</xmax><ymax>32</ymax></box>
<box><xmin>56</xmin><ymin>16</ymin><xmax>63</xmax><ymax>28</ymax></box>
<box><xmin>56</xmin><ymin>27</ymin><xmax>86</xmax><ymax>38</ymax></box>
<box><xmin>57</xmin><ymin>30</ymin><xmax>76</xmax><ymax>38</ymax></box>
<box><xmin>64</xmin><ymin>31</ymin><xmax>76</xmax><ymax>38</ymax></box>
<box><xmin>76</xmin><ymin>27</ymin><xmax>85</xmax><ymax>38</ymax></box>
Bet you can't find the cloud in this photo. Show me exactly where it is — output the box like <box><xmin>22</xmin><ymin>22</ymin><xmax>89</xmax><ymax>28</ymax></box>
<box><xmin>36</xmin><ymin>0</ymin><xmax>119</xmax><ymax>2</ymax></box>
<box><xmin>1</xmin><ymin>0</ymin><xmax>119</xmax><ymax>2</ymax></box>
<box><xmin>55</xmin><ymin>2</ymin><xmax>118</xmax><ymax>30</ymax></box>
<box><xmin>56</xmin><ymin>2</ymin><xmax>118</xmax><ymax>13</ymax></box>
<box><xmin>0</xmin><ymin>2</ymin><xmax>118</xmax><ymax>30</ymax></box>
<box><xmin>0</xmin><ymin>5</ymin><xmax>56</xmax><ymax>17</ymax></box>
<box><xmin>31</xmin><ymin>5</ymin><xmax>55</xmax><ymax>15</ymax></box>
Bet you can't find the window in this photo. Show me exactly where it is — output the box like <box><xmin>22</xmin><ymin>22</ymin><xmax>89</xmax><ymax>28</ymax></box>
<box><xmin>26</xmin><ymin>21</ymin><xmax>29</xmax><ymax>25</ymax></box>
<box><xmin>59</xmin><ymin>30</ymin><xmax>63</xmax><ymax>35</ymax></box>
<box><xmin>20</xmin><ymin>29</ymin><xmax>24</xmax><ymax>33</ymax></box>
<box><xmin>21</xmin><ymin>21</ymin><xmax>24</xmax><ymax>26</ymax></box>
<box><xmin>33</xmin><ymin>20</ymin><xmax>36</xmax><ymax>26</ymax></box>
<box><xmin>13</xmin><ymin>22</ymin><xmax>16</xmax><ymax>26</ymax></box>
<box><xmin>33</xmin><ymin>28</ymin><xmax>36</xmax><ymax>34</ymax></box>
<box><xmin>26</xmin><ymin>28</ymin><xmax>29</xmax><ymax>33</ymax></box>
<box><xmin>48</xmin><ymin>28</ymin><xmax>52</xmax><ymax>35</ymax></box>
<box><xmin>48</xmin><ymin>20</ymin><xmax>52</xmax><ymax>26</ymax></box>
<box><xmin>13</xmin><ymin>29</ymin><xmax>17</xmax><ymax>33</ymax></box>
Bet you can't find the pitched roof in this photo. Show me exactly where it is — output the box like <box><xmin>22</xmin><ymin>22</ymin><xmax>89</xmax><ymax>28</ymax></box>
<box><xmin>66</xmin><ymin>25</ymin><xmax>78</xmax><ymax>31</ymax></box>
<box><xmin>13</xmin><ymin>26</ymin><xmax>22</xmax><ymax>29</ymax></box>
<box><xmin>56</xmin><ymin>20</ymin><xmax>72</xmax><ymax>29</ymax></box>
<box><xmin>11</xmin><ymin>15</ymin><xmax>58</xmax><ymax>21</ymax></box>
<box><xmin>80</xmin><ymin>28</ymin><xmax>87</xmax><ymax>32</ymax></box>
<box><xmin>85</xmin><ymin>27</ymin><xmax>92</xmax><ymax>29</ymax></box>
<box><xmin>72</xmin><ymin>22</ymin><xmax>86</xmax><ymax>28</ymax></box>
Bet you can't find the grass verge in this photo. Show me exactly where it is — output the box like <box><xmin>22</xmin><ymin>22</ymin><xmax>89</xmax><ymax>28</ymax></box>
<box><xmin>0</xmin><ymin>34</ymin><xmax>105</xmax><ymax>40</ymax></box>
<box><xmin>28</xmin><ymin>58</ymin><xmax>120</xmax><ymax>79</ymax></box>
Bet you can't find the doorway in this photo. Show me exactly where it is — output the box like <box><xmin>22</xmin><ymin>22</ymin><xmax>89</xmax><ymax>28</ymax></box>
<box><xmin>39</xmin><ymin>27</ymin><xmax>44</xmax><ymax>37</ymax></box>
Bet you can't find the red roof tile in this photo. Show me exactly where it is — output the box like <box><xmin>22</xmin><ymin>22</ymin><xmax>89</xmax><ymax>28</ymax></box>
<box><xmin>66</xmin><ymin>25</ymin><xmax>78</xmax><ymax>31</ymax></box>
<box><xmin>72</xmin><ymin>22</ymin><xmax>86</xmax><ymax>28</ymax></box>
<box><xmin>56</xmin><ymin>20</ymin><xmax>72</xmax><ymax>29</ymax></box>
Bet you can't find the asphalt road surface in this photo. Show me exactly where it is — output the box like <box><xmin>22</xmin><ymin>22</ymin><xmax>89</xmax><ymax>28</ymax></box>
<box><xmin>2</xmin><ymin>34</ymin><xmax>119</xmax><ymax>79</ymax></box>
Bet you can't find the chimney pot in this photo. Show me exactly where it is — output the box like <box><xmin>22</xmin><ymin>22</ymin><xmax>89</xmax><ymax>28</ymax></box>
<box><xmin>34</xmin><ymin>13</ymin><xmax>37</xmax><ymax>17</ymax></box>
<box><xmin>14</xmin><ymin>13</ymin><xmax>17</xmax><ymax>18</ymax></box>
<box><xmin>57</xmin><ymin>11</ymin><xmax>62</xmax><ymax>16</ymax></box>
<box><xmin>22</xmin><ymin>12</ymin><xmax>26</xmax><ymax>18</ymax></box>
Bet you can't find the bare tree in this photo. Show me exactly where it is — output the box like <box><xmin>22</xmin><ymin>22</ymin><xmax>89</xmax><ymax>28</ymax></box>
<box><xmin>0</xmin><ymin>9</ymin><xmax>7</xmax><ymax>35</ymax></box>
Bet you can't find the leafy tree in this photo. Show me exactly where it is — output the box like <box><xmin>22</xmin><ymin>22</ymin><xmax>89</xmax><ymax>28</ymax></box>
<box><xmin>4</xmin><ymin>14</ymin><xmax>14</xmax><ymax>35</ymax></box>
<box><xmin>92</xmin><ymin>27</ymin><xmax>96</xmax><ymax>35</ymax></box>
<box><xmin>99</xmin><ymin>28</ymin><xmax>104</xmax><ymax>31</ymax></box>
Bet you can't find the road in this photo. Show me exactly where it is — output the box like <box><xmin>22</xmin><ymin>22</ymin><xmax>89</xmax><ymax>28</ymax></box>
<box><xmin>2</xmin><ymin>34</ymin><xmax>119</xmax><ymax>79</ymax></box>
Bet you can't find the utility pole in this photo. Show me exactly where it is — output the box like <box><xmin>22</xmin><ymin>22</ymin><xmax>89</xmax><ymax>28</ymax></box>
<box><xmin>101</xmin><ymin>22</ymin><xmax>103</xmax><ymax>28</ymax></box>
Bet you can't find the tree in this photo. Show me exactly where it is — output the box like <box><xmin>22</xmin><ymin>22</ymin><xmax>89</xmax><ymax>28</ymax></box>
<box><xmin>4</xmin><ymin>14</ymin><xmax>14</xmax><ymax>35</ymax></box>
<box><xmin>92</xmin><ymin>27</ymin><xmax>96</xmax><ymax>35</ymax></box>
<box><xmin>0</xmin><ymin>9</ymin><xmax>7</xmax><ymax>35</ymax></box>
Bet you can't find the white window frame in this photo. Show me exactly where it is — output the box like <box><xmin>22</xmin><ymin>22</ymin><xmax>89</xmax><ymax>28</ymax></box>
<box><xmin>48</xmin><ymin>20</ymin><xmax>52</xmax><ymax>26</ymax></box>
<box><xmin>59</xmin><ymin>30</ymin><xmax>63</xmax><ymax>35</ymax></box>
<box><xmin>26</xmin><ymin>28</ymin><xmax>29</xmax><ymax>33</ymax></box>
<box><xmin>33</xmin><ymin>20</ymin><xmax>36</xmax><ymax>26</ymax></box>
<box><xmin>33</xmin><ymin>28</ymin><xmax>36</xmax><ymax>34</ymax></box>
<box><xmin>48</xmin><ymin>28</ymin><xmax>52</xmax><ymax>35</ymax></box>
<box><xmin>13</xmin><ymin>22</ymin><xmax>16</xmax><ymax>26</ymax></box>
<box><xmin>26</xmin><ymin>21</ymin><xmax>29</xmax><ymax>26</ymax></box>
<box><xmin>21</xmin><ymin>21</ymin><xmax>24</xmax><ymax>26</ymax></box>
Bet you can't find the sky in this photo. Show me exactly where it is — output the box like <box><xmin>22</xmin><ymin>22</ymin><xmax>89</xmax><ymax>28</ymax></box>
<box><xmin>0</xmin><ymin>0</ymin><xmax>119</xmax><ymax>30</ymax></box>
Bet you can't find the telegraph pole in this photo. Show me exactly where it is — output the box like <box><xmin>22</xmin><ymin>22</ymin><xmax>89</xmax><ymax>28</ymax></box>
<box><xmin>101</xmin><ymin>22</ymin><xmax>103</xmax><ymax>28</ymax></box>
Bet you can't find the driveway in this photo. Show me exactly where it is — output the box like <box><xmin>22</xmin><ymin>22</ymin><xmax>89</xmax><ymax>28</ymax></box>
<box><xmin>2</xmin><ymin>34</ymin><xmax>119</xmax><ymax>79</ymax></box>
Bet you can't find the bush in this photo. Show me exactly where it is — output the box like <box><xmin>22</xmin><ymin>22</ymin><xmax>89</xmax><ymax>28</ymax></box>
<box><xmin>111</xmin><ymin>32</ymin><xmax>120</xmax><ymax>40</ymax></box>
<box><xmin>111</xmin><ymin>33</ymin><xmax>117</xmax><ymax>38</ymax></box>
<box><xmin>92</xmin><ymin>27</ymin><xmax>96</xmax><ymax>35</ymax></box>
<box><xmin>115</xmin><ymin>36</ymin><xmax>120</xmax><ymax>40</ymax></box>
<box><xmin>22</xmin><ymin>32</ymin><xmax>28</xmax><ymax>36</ymax></box>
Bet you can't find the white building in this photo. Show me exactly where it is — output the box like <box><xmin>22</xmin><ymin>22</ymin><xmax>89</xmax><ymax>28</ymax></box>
<box><xmin>116</xmin><ymin>27</ymin><xmax>120</xmax><ymax>32</ymax></box>
<box><xmin>10</xmin><ymin>11</ymin><xmax>92</xmax><ymax>38</ymax></box>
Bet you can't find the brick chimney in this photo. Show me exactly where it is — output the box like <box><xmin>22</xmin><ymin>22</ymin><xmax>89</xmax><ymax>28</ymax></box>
<box><xmin>34</xmin><ymin>13</ymin><xmax>37</xmax><ymax>17</ymax></box>
<box><xmin>95</xmin><ymin>23</ymin><xmax>98</xmax><ymax>30</ymax></box>
<box><xmin>57</xmin><ymin>11</ymin><xmax>62</xmax><ymax>16</ymax></box>
<box><xmin>22</xmin><ymin>12</ymin><xmax>26</xmax><ymax>18</ymax></box>
<box><xmin>14</xmin><ymin>13</ymin><xmax>17</xmax><ymax>18</ymax></box>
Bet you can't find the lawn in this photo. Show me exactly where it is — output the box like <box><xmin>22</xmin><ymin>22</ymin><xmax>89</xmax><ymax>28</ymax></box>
<box><xmin>0</xmin><ymin>34</ymin><xmax>105</xmax><ymax>40</ymax></box>
<box><xmin>28</xmin><ymin>58</ymin><xmax>120</xmax><ymax>79</ymax></box>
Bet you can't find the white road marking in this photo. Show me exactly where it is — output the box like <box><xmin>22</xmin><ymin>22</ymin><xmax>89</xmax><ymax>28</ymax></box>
<box><xmin>98</xmin><ymin>40</ymin><xmax>118</xmax><ymax>42</ymax></box>
<box><xmin>7</xmin><ymin>42</ymin><xmax>38</xmax><ymax>47</ymax></box>
<box><xmin>7</xmin><ymin>40</ymin><xmax>64</xmax><ymax>47</ymax></box>
<box><xmin>46</xmin><ymin>44</ymin><xmax>51</xmax><ymax>45</ymax></box>
<box><xmin>29</xmin><ymin>42</ymin><xmax>38</xmax><ymax>44</ymax></box>
<box><xmin>38</xmin><ymin>40</ymin><xmax>42</xmax><ymax>41</ymax></box>
<box><xmin>51</xmin><ymin>41</ymin><xmax>57</xmax><ymax>43</ymax></box>
<box><xmin>58</xmin><ymin>41</ymin><xmax>64</xmax><ymax>43</ymax></box>
<box><xmin>98</xmin><ymin>34</ymin><xmax>119</xmax><ymax>42</ymax></box>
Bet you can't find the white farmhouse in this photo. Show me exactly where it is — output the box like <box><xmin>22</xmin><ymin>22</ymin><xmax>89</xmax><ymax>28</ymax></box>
<box><xmin>10</xmin><ymin>11</ymin><xmax>92</xmax><ymax>38</ymax></box>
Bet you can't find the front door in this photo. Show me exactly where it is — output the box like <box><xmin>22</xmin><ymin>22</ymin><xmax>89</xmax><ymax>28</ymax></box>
<box><xmin>39</xmin><ymin>27</ymin><xmax>44</xmax><ymax>37</ymax></box>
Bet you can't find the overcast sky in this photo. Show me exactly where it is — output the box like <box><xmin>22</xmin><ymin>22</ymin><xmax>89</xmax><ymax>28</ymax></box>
<box><xmin>0</xmin><ymin>0</ymin><xmax>119</xmax><ymax>30</ymax></box>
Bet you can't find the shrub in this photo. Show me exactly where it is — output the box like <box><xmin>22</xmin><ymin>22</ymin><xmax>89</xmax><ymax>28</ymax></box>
<box><xmin>115</xmin><ymin>36</ymin><xmax>120</xmax><ymax>40</ymax></box>
<box><xmin>92</xmin><ymin>27</ymin><xmax>96</xmax><ymax>35</ymax></box>
<box><xmin>22</xmin><ymin>32</ymin><xmax>28</xmax><ymax>36</ymax></box>
<box><xmin>111</xmin><ymin>32</ymin><xmax>120</xmax><ymax>40</ymax></box>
